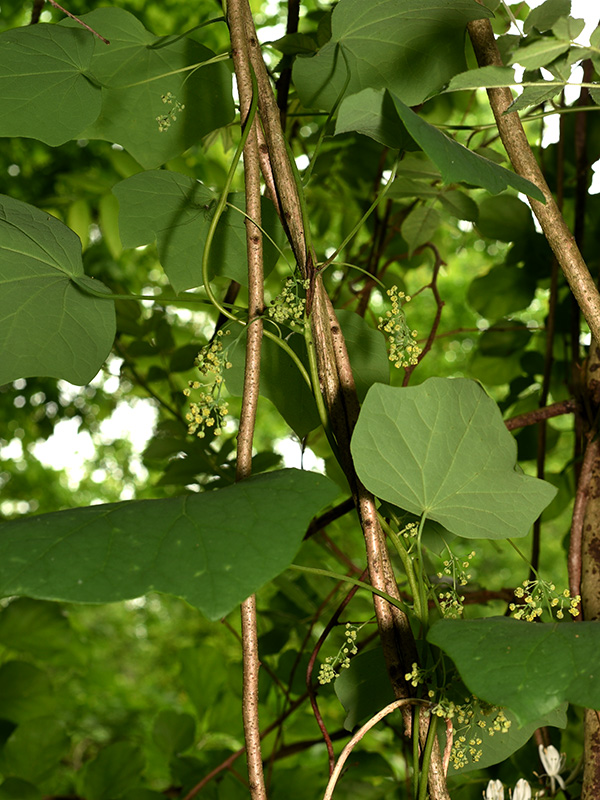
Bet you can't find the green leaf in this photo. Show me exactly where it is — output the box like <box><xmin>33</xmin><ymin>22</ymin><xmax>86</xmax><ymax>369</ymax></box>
<box><xmin>390</xmin><ymin>96</ymin><xmax>545</xmax><ymax>201</ymax></box>
<box><xmin>335</xmin><ymin>309</ymin><xmax>390</xmax><ymax>401</ymax></box>
<box><xmin>442</xmin><ymin>703</ymin><xmax>567</xmax><ymax>773</ymax></box>
<box><xmin>524</xmin><ymin>0</ymin><xmax>571</xmax><ymax>33</ymax></box>
<box><xmin>509</xmin><ymin>37</ymin><xmax>571</xmax><ymax>70</ymax></box>
<box><xmin>0</xmin><ymin>25</ymin><xmax>101</xmax><ymax>146</ymax></box>
<box><xmin>552</xmin><ymin>16</ymin><xmax>585</xmax><ymax>41</ymax></box>
<box><xmin>0</xmin><ymin>196</ymin><xmax>115</xmax><ymax>385</ymax></box>
<box><xmin>351</xmin><ymin>379</ymin><xmax>556</xmax><ymax>539</ymax></box>
<box><xmin>0</xmin><ymin>598</ymin><xmax>73</xmax><ymax>658</ymax></box>
<box><xmin>507</xmin><ymin>83</ymin><xmax>562</xmax><ymax>113</ymax></box>
<box><xmin>113</xmin><ymin>171</ymin><xmax>284</xmax><ymax>291</ymax></box>
<box><xmin>478</xmin><ymin>323</ymin><xmax>531</xmax><ymax>357</ymax></box>
<box><xmin>467</xmin><ymin>265</ymin><xmax>536</xmax><ymax>319</ymax></box>
<box><xmin>428</xmin><ymin>617</ymin><xmax>600</xmax><ymax>725</ymax></box>
<box><xmin>78</xmin><ymin>742</ymin><xmax>145</xmax><ymax>800</ymax></box>
<box><xmin>438</xmin><ymin>190</ymin><xmax>479</xmax><ymax>222</ymax></box>
<box><xmin>401</xmin><ymin>206</ymin><xmax>441</xmax><ymax>254</ymax></box>
<box><xmin>0</xmin><ymin>778</ymin><xmax>41</xmax><ymax>800</ymax></box>
<box><xmin>334</xmin><ymin>648</ymin><xmax>394</xmax><ymax>731</ymax></box>
<box><xmin>64</xmin><ymin>8</ymin><xmax>235</xmax><ymax>169</ymax></box>
<box><xmin>335</xmin><ymin>88</ymin><xmax>416</xmax><ymax>150</ymax></box>
<box><xmin>477</xmin><ymin>195</ymin><xmax>535</xmax><ymax>242</ymax></box>
<box><xmin>152</xmin><ymin>711</ymin><xmax>195</xmax><ymax>757</ymax></box>
<box><xmin>444</xmin><ymin>65</ymin><xmax>517</xmax><ymax>92</ymax></box>
<box><xmin>0</xmin><ymin>469</ymin><xmax>337</xmax><ymax>620</ymax></box>
<box><xmin>292</xmin><ymin>0</ymin><xmax>492</xmax><ymax>110</ymax></box>
<box><xmin>0</xmin><ymin>662</ymin><xmax>56</xmax><ymax>723</ymax></box>
<box><xmin>0</xmin><ymin>717</ymin><xmax>69</xmax><ymax>784</ymax></box>
<box><xmin>268</xmin><ymin>33</ymin><xmax>318</xmax><ymax>55</ymax></box>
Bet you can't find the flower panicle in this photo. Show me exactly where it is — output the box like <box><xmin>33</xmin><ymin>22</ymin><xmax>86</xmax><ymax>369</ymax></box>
<box><xmin>317</xmin><ymin>622</ymin><xmax>361</xmax><ymax>685</ymax></box>
<box><xmin>509</xmin><ymin>579</ymin><xmax>580</xmax><ymax>622</ymax></box>
<box><xmin>377</xmin><ymin>285</ymin><xmax>422</xmax><ymax>368</ymax></box>
<box><xmin>184</xmin><ymin>331</ymin><xmax>232</xmax><ymax>439</ymax></box>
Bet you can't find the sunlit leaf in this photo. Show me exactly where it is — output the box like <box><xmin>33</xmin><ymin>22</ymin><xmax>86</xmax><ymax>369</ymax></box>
<box><xmin>351</xmin><ymin>379</ymin><xmax>556</xmax><ymax>539</ymax></box>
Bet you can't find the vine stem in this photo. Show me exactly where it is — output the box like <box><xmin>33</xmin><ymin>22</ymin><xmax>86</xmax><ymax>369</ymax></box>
<box><xmin>322</xmin><ymin>699</ymin><xmax>428</xmax><ymax>800</ymax></box>
<box><xmin>227</xmin><ymin>2</ymin><xmax>267</xmax><ymax>797</ymax></box>
<box><xmin>466</xmin><ymin>14</ymin><xmax>600</xmax><ymax>348</ymax></box>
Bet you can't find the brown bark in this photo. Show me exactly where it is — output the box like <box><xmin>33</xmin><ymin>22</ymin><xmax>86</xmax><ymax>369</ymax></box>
<box><xmin>581</xmin><ymin>346</ymin><xmax>600</xmax><ymax>799</ymax></box>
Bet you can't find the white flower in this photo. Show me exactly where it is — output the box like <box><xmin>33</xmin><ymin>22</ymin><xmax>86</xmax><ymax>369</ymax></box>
<box><xmin>538</xmin><ymin>744</ymin><xmax>566</xmax><ymax>792</ymax></box>
<box><xmin>511</xmin><ymin>778</ymin><xmax>531</xmax><ymax>800</ymax></box>
<box><xmin>484</xmin><ymin>779</ymin><xmax>504</xmax><ymax>800</ymax></box>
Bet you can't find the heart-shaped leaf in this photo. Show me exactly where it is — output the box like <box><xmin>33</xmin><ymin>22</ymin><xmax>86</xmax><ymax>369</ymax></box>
<box><xmin>63</xmin><ymin>8</ymin><xmax>235</xmax><ymax>169</ymax></box>
<box><xmin>113</xmin><ymin>171</ymin><xmax>285</xmax><ymax>291</ymax></box>
<box><xmin>0</xmin><ymin>24</ymin><xmax>101</xmax><ymax>146</ymax></box>
<box><xmin>293</xmin><ymin>0</ymin><xmax>492</xmax><ymax>110</ymax></box>
<box><xmin>0</xmin><ymin>196</ymin><xmax>115</xmax><ymax>385</ymax></box>
<box><xmin>0</xmin><ymin>469</ymin><xmax>337</xmax><ymax>621</ymax></box>
<box><xmin>351</xmin><ymin>379</ymin><xmax>556</xmax><ymax>539</ymax></box>
<box><xmin>428</xmin><ymin>617</ymin><xmax>600</xmax><ymax>725</ymax></box>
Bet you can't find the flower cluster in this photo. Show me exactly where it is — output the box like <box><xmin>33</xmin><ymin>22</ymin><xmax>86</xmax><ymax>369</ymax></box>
<box><xmin>509</xmin><ymin>579</ymin><xmax>581</xmax><ymax>622</ymax></box>
<box><xmin>318</xmin><ymin>623</ymin><xmax>360</xmax><ymax>685</ymax></box>
<box><xmin>431</xmin><ymin>694</ymin><xmax>511</xmax><ymax>771</ymax></box>
<box><xmin>436</xmin><ymin>549</ymin><xmax>476</xmax><ymax>619</ymax></box>
<box><xmin>378</xmin><ymin>286</ymin><xmax>422</xmax><ymax>368</ymax></box>
<box><xmin>156</xmin><ymin>91</ymin><xmax>185</xmax><ymax>133</ymax></box>
<box><xmin>405</xmin><ymin>661</ymin><xmax>429</xmax><ymax>688</ymax></box>
<box><xmin>267</xmin><ymin>277</ymin><xmax>309</xmax><ymax>329</ymax></box>
<box><xmin>184</xmin><ymin>331</ymin><xmax>232</xmax><ymax>439</ymax></box>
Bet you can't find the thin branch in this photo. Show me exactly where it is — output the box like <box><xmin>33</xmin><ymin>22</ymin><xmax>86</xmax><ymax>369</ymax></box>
<box><xmin>504</xmin><ymin>399</ymin><xmax>578</xmax><ymax>431</ymax></box>
<box><xmin>403</xmin><ymin>244</ymin><xmax>446</xmax><ymax>386</ymax></box>
<box><xmin>466</xmin><ymin>15</ymin><xmax>600</xmax><ymax>348</ymax></box>
<box><xmin>228</xmin><ymin>3</ymin><xmax>267</xmax><ymax>797</ymax></box>
<box><xmin>306</xmin><ymin>569</ymin><xmax>368</xmax><ymax>775</ymax></box>
<box><xmin>46</xmin><ymin>0</ymin><xmax>110</xmax><ymax>43</ymax></box>
<box><xmin>322</xmin><ymin>699</ymin><xmax>427</xmax><ymax>800</ymax></box>
<box><xmin>569</xmin><ymin>436</ymin><xmax>600</xmax><ymax>609</ymax></box>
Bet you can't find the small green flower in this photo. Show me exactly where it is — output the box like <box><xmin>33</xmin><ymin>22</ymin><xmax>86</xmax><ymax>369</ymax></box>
<box><xmin>378</xmin><ymin>286</ymin><xmax>422</xmax><ymax>368</ymax></box>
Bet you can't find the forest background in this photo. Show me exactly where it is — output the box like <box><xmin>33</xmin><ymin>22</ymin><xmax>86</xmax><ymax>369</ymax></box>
<box><xmin>1</xmin><ymin>0</ymin><xmax>600</xmax><ymax>798</ymax></box>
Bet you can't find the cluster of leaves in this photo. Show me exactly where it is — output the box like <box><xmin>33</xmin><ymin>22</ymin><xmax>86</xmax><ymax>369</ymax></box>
<box><xmin>1</xmin><ymin>0</ymin><xmax>600</xmax><ymax>798</ymax></box>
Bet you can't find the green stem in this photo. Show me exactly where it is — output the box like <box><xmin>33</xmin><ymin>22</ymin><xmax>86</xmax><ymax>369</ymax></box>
<box><xmin>289</xmin><ymin>565</ymin><xmax>410</xmax><ymax>615</ymax></box>
<box><xmin>261</xmin><ymin>328</ymin><xmax>312</xmax><ymax>391</ymax></box>
<box><xmin>412</xmin><ymin>710</ymin><xmax>421</xmax><ymax>800</ymax></box>
<box><xmin>117</xmin><ymin>51</ymin><xmax>231</xmax><ymax>88</ymax></box>
<box><xmin>72</xmin><ymin>281</ymin><xmax>242</xmax><ymax>310</ymax></box>
<box><xmin>417</xmin><ymin>713</ymin><xmax>439</xmax><ymax>800</ymax></box>
<box><xmin>225</xmin><ymin>201</ymin><xmax>294</xmax><ymax>270</ymax></box>
<box><xmin>319</xmin><ymin>160</ymin><xmax>398</xmax><ymax>271</ymax></box>
<box><xmin>379</xmin><ymin>515</ymin><xmax>424</xmax><ymax>625</ymax></box>
<box><xmin>202</xmin><ymin>65</ymin><xmax>259</xmax><ymax>321</ymax></box>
